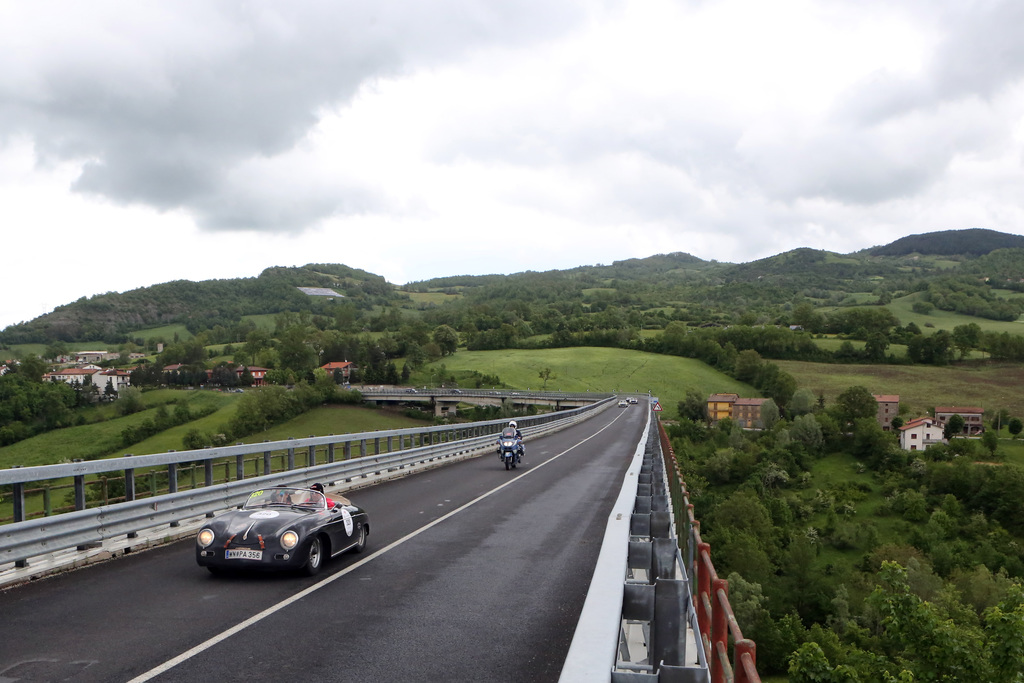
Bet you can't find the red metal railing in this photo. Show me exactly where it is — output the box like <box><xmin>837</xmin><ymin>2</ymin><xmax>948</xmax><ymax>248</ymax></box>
<box><xmin>658</xmin><ymin>421</ymin><xmax>760</xmax><ymax>683</ymax></box>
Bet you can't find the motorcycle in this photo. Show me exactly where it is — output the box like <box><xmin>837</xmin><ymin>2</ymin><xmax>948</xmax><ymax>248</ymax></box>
<box><xmin>496</xmin><ymin>427</ymin><xmax>524</xmax><ymax>470</ymax></box>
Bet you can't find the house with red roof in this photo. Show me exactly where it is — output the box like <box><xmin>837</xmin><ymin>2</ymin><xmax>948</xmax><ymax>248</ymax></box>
<box><xmin>733</xmin><ymin>397</ymin><xmax>769</xmax><ymax>429</ymax></box>
<box><xmin>320</xmin><ymin>361</ymin><xmax>357</xmax><ymax>383</ymax></box>
<box><xmin>934</xmin><ymin>406</ymin><xmax>985</xmax><ymax>436</ymax></box>
<box><xmin>873</xmin><ymin>394</ymin><xmax>900</xmax><ymax>431</ymax></box>
<box><xmin>899</xmin><ymin>417</ymin><xmax>945</xmax><ymax>452</ymax></box>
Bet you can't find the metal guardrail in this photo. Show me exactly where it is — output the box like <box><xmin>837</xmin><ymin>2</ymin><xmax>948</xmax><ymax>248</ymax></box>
<box><xmin>360</xmin><ymin>388</ymin><xmax>614</xmax><ymax>400</ymax></box>
<box><xmin>560</xmin><ymin>413</ymin><xmax>761</xmax><ymax>683</ymax></box>
<box><xmin>0</xmin><ymin>398</ymin><xmax>614</xmax><ymax>567</ymax></box>
<box><xmin>658</xmin><ymin>423</ymin><xmax>760</xmax><ymax>683</ymax></box>
<box><xmin>561</xmin><ymin>410</ymin><xmax>709</xmax><ymax>682</ymax></box>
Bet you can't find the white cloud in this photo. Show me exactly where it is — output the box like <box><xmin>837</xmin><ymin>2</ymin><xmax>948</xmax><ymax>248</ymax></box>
<box><xmin>2</xmin><ymin>0</ymin><xmax>1024</xmax><ymax>330</ymax></box>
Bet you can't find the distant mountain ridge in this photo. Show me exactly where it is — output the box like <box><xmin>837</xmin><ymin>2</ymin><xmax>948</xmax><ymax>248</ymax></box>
<box><xmin>868</xmin><ymin>228</ymin><xmax>1024</xmax><ymax>257</ymax></box>
<box><xmin>3</xmin><ymin>228</ymin><xmax>1024</xmax><ymax>345</ymax></box>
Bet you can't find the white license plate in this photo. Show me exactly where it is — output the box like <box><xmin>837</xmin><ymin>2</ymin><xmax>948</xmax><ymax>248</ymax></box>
<box><xmin>225</xmin><ymin>549</ymin><xmax>263</xmax><ymax>560</ymax></box>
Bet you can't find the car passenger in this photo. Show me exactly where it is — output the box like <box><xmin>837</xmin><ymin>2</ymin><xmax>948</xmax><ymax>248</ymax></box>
<box><xmin>310</xmin><ymin>482</ymin><xmax>336</xmax><ymax>508</ymax></box>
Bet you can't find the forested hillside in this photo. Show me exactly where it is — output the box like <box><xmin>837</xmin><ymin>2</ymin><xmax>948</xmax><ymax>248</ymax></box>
<box><xmin>0</xmin><ymin>263</ymin><xmax>396</xmax><ymax>345</ymax></box>
<box><xmin>869</xmin><ymin>227</ymin><xmax>1024</xmax><ymax>257</ymax></box>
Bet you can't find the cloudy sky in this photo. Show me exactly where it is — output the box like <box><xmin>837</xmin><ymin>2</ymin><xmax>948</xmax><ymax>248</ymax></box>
<box><xmin>3</xmin><ymin>0</ymin><xmax>1024</xmax><ymax>329</ymax></box>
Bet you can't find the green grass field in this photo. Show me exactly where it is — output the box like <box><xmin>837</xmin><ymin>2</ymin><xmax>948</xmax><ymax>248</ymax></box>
<box><xmin>402</xmin><ymin>291</ymin><xmax>462</xmax><ymax>305</ymax></box>
<box><xmin>133</xmin><ymin>323</ymin><xmax>194</xmax><ymax>341</ymax></box>
<box><xmin>421</xmin><ymin>347</ymin><xmax>755</xmax><ymax>418</ymax></box>
<box><xmin>240</xmin><ymin>313</ymin><xmax>278</xmax><ymax>331</ymax></box>
<box><xmin>777</xmin><ymin>360</ymin><xmax>1024</xmax><ymax>418</ymax></box>
<box><xmin>882</xmin><ymin>292</ymin><xmax>1024</xmax><ymax>334</ymax></box>
<box><xmin>0</xmin><ymin>391</ymin><xmax>432</xmax><ymax>469</ymax></box>
<box><xmin>0</xmin><ymin>390</ymin><xmax>238</xmax><ymax>468</ymax></box>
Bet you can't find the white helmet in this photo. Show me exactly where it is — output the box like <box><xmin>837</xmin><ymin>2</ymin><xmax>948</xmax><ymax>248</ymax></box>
<box><xmin>509</xmin><ymin>420</ymin><xmax>517</xmax><ymax>429</ymax></box>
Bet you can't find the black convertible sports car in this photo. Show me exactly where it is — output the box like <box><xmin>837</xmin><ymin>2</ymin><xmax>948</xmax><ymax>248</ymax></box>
<box><xmin>196</xmin><ymin>486</ymin><xmax>370</xmax><ymax>576</ymax></box>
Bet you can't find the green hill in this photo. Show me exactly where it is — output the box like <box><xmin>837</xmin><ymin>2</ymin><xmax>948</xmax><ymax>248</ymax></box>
<box><xmin>869</xmin><ymin>227</ymin><xmax>1024</xmax><ymax>257</ymax></box>
<box><xmin>4</xmin><ymin>229</ymin><xmax>1023</xmax><ymax>349</ymax></box>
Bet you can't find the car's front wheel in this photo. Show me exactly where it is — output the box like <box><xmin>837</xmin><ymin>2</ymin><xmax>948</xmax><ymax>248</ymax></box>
<box><xmin>303</xmin><ymin>536</ymin><xmax>324</xmax><ymax>576</ymax></box>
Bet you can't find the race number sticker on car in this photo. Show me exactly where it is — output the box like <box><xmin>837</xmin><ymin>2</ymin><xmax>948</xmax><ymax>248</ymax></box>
<box><xmin>341</xmin><ymin>508</ymin><xmax>353</xmax><ymax>535</ymax></box>
<box><xmin>248</xmin><ymin>510</ymin><xmax>280</xmax><ymax>519</ymax></box>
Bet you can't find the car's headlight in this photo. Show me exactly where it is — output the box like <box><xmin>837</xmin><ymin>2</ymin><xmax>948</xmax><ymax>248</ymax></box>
<box><xmin>197</xmin><ymin>528</ymin><xmax>215</xmax><ymax>548</ymax></box>
<box><xmin>281</xmin><ymin>530</ymin><xmax>299</xmax><ymax>550</ymax></box>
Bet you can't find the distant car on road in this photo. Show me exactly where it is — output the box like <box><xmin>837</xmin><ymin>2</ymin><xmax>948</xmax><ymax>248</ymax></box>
<box><xmin>618</xmin><ymin>399</ymin><xmax>629</xmax><ymax>407</ymax></box>
<box><xmin>628</xmin><ymin>397</ymin><xmax>638</xmax><ymax>404</ymax></box>
<box><xmin>196</xmin><ymin>487</ymin><xmax>369</xmax><ymax>576</ymax></box>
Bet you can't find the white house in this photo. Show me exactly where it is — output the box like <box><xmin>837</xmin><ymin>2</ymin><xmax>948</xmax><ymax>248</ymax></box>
<box><xmin>899</xmin><ymin>417</ymin><xmax>945</xmax><ymax>452</ymax></box>
<box><xmin>43</xmin><ymin>367</ymin><xmax>101</xmax><ymax>385</ymax></box>
<box><xmin>94</xmin><ymin>369</ymin><xmax>132</xmax><ymax>393</ymax></box>
<box><xmin>43</xmin><ymin>367</ymin><xmax>131</xmax><ymax>392</ymax></box>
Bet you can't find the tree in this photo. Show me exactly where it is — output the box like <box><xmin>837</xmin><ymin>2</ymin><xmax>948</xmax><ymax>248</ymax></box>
<box><xmin>865</xmin><ymin>333</ymin><xmax>889</xmax><ymax>362</ymax></box>
<box><xmin>44</xmin><ymin>340</ymin><xmax>70</xmax><ymax>361</ymax></box>
<box><xmin>789</xmin><ymin>388</ymin><xmax>816</xmax><ymax>416</ymax></box>
<box><xmin>734</xmin><ymin>349</ymin><xmax>763</xmax><ymax>383</ymax></box>
<box><xmin>277</xmin><ymin>325</ymin><xmax>317</xmax><ymax>375</ymax></box>
<box><xmin>13</xmin><ymin>354</ymin><xmax>49</xmax><ymax>382</ymax></box>
<box><xmin>790</xmin><ymin>414</ymin><xmax>824</xmax><ymax>452</ymax></box>
<box><xmin>944</xmin><ymin>414</ymin><xmax>966</xmax><ymax>440</ymax></box>
<box><xmin>761</xmin><ymin>398</ymin><xmax>779</xmax><ymax>430</ymax></box>
<box><xmin>952</xmin><ymin>322</ymin><xmax>982</xmax><ymax>359</ymax></box>
<box><xmin>852</xmin><ymin>417</ymin><xmax>893</xmax><ymax>465</ymax></box>
<box><xmin>538</xmin><ymin>367</ymin><xmax>554</xmax><ymax>389</ymax></box>
<box><xmin>432</xmin><ymin>325</ymin><xmax>459</xmax><ymax>356</ymax></box>
<box><xmin>833</xmin><ymin>386</ymin><xmax>877</xmax><ymax>429</ymax></box>
<box><xmin>982</xmin><ymin>429</ymin><xmax>999</xmax><ymax>458</ymax></box>
<box><xmin>756</xmin><ymin>363</ymin><xmax>797</xmax><ymax>408</ymax></box>
<box><xmin>677</xmin><ymin>389</ymin><xmax>707</xmax><ymax>422</ymax></box>
<box><xmin>243</xmin><ymin>328</ymin><xmax>272</xmax><ymax>363</ymax></box>
<box><xmin>1009</xmin><ymin>417</ymin><xmax>1023</xmax><ymax>439</ymax></box>
<box><xmin>115</xmin><ymin>387</ymin><xmax>146</xmax><ymax>416</ymax></box>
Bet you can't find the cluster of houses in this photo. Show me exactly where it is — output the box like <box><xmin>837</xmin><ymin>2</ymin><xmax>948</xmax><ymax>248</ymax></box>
<box><xmin>38</xmin><ymin>352</ymin><xmax>358</xmax><ymax>395</ymax></box>
<box><xmin>707</xmin><ymin>392</ymin><xmax>984</xmax><ymax>452</ymax></box>
<box><xmin>41</xmin><ymin>365</ymin><xmax>132</xmax><ymax>393</ymax></box>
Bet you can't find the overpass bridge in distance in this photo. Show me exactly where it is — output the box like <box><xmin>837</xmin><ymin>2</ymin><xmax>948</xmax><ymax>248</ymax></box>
<box><xmin>359</xmin><ymin>387</ymin><xmax>619</xmax><ymax>417</ymax></box>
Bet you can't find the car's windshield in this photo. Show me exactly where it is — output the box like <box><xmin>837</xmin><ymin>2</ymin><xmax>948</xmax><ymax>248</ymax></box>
<box><xmin>243</xmin><ymin>487</ymin><xmax>327</xmax><ymax>510</ymax></box>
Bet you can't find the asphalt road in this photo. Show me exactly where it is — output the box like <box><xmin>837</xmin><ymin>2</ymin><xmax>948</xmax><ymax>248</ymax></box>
<box><xmin>0</xmin><ymin>405</ymin><xmax>648</xmax><ymax>683</ymax></box>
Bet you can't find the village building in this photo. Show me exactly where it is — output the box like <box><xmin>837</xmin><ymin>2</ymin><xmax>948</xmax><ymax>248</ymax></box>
<box><xmin>43</xmin><ymin>367</ymin><xmax>104</xmax><ymax>385</ymax></box>
<box><xmin>94</xmin><ymin>369</ymin><xmax>132</xmax><ymax>393</ymax></box>
<box><xmin>706</xmin><ymin>393</ymin><xmax>769</xmax><ymax>429</ymax></box>
<box><xmin>873</xmin><ymin>394</ymin><xmax>900</xmax><ymax>431</ymax></box>
<box><xmin>899</xmin><ymin>417</ymin><xmax>945</xmax><ymax>451</ymax></box>
<box><xmin>706</xmin><ymin>393</ymin><xmax>738</xmax><ymax>423</ymax></box>
<box><xmin>320</xmin><ymin>361</ymin><xmax>357</xmax><ymax>383</ymax></box>
<box><xmin>74</xmin><ymin>351</ymin><xmax>118</xmax><ymax>364</ymax></box>
<box><xmin>43</xmin><ymin>366</ymin><xmax>131</xmax><ymax>392</ymax></box>
<box><xmin>732</xmin><ymin>397</ymin><xmax>769</xmax><ymax>429</ymax></box>
<box><xmin>934</xmin><ymin>406</ymin><xmax>985</xmax><ymax>436</ymax></box>
<box><xmin>203</xmin><ymin>365</ymin><xmax>270</xmax><ymax>387</ymax></box>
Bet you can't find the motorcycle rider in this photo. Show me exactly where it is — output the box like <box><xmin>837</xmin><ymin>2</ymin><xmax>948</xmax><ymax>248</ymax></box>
<box><xmin>496</xmin><ymin>420</ymin><xmax>524</xmax><ymax>463</ymax></box>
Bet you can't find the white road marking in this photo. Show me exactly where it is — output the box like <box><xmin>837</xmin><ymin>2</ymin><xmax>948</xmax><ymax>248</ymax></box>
<box><xmin>127</xmin><ymin>409</ymin><xmax>629</xmax><ymax>682</ymax></box>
